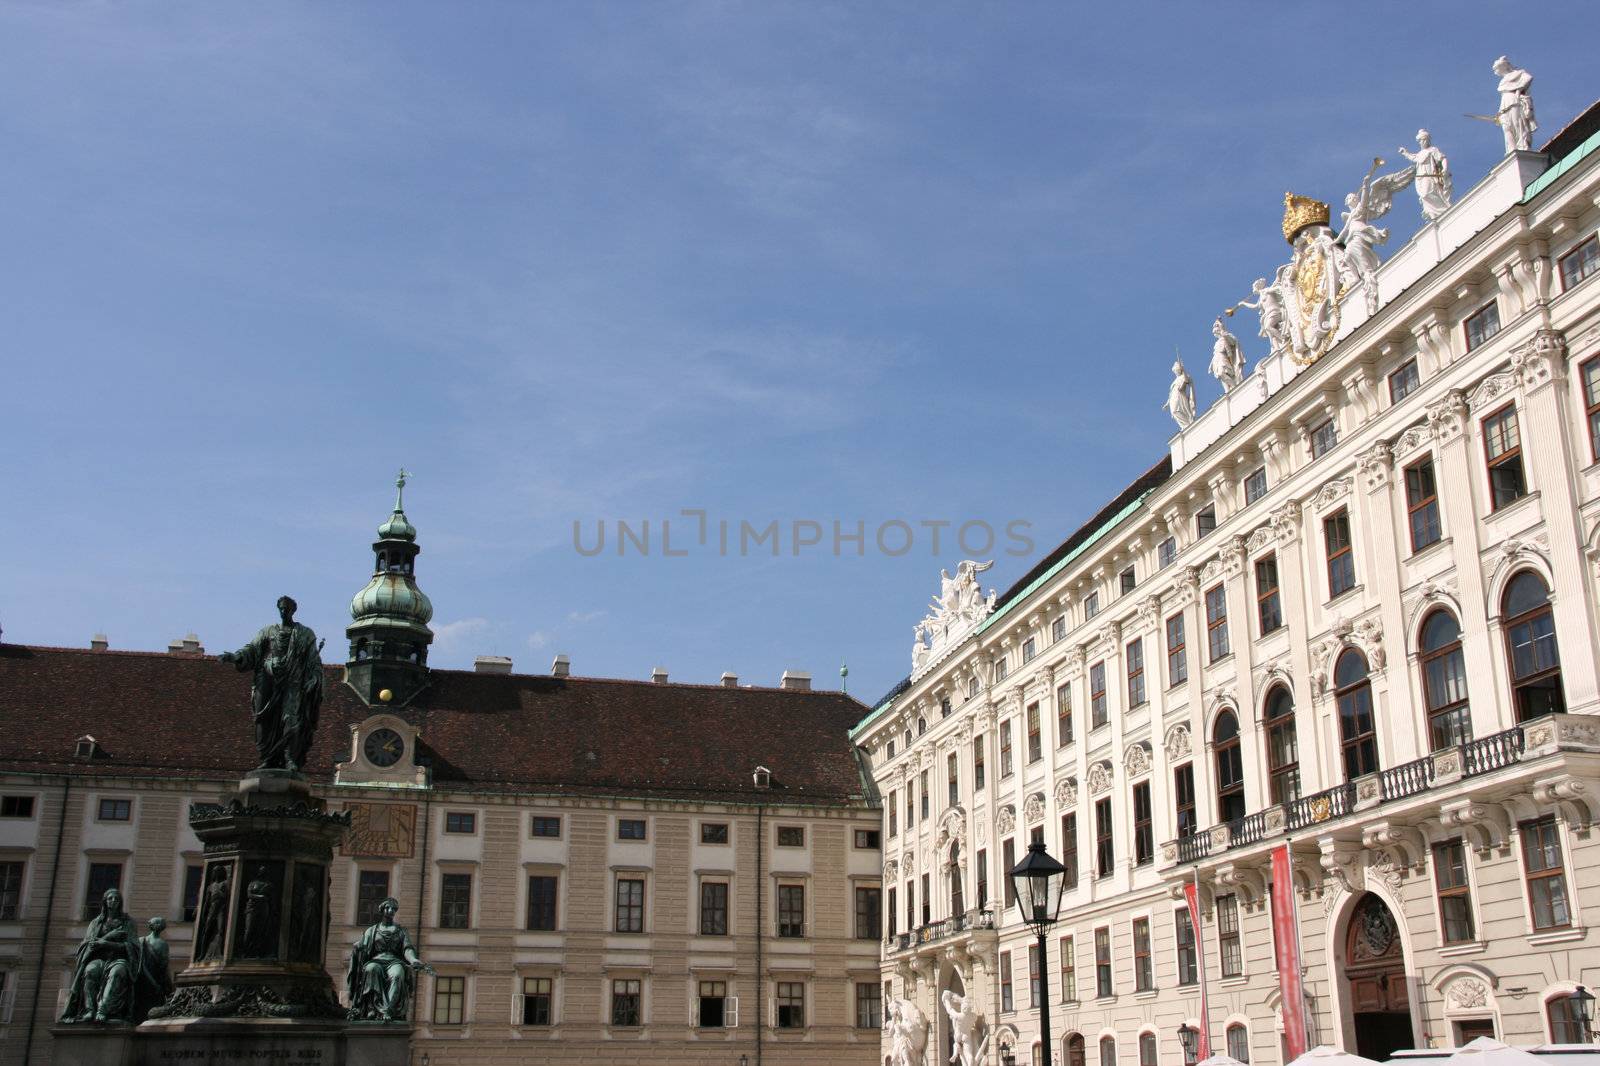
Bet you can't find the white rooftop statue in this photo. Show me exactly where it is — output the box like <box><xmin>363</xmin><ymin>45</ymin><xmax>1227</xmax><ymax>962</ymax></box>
<box><xmin>911</xmin><ymin>560</ymin><xmax>997</xmax><ymax>677</ymax></box>
<box><xmin>1398</xmin><ymin>129</ymin><xmax>1454</xmax><ymax>221</ymax></box>
<box><xmin>1209</xmin><ymin>317</ymin><xmax>1246</xmax><ymax>392</ymax></box>
<box><xmin>1492</xmin><ymin>56</ymin><xmax>1537</xmax><ymax>153</ymax></box>
<box><xmin>1165</xmin><ymin>357</ymin><xmax>1197</xmax><ymax>429</ymax></box>
<box><xmin>1335</xmin><ymin>158</ymin><xmax>1413</xmax><ymax>315</ymax></box>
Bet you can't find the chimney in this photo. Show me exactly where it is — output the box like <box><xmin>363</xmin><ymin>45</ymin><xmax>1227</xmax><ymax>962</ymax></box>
<box><xmin>720</xmin><ymin>671</ymin><xmax>739</xmax><ymax>688</ymax></box>
<box><xmin>551</xmin><ymin>654</ymin><xmax>571</xmax><ymax>678</ymax></box>
<box><xmin>651</xmin><ymin>666</ymin><xmax>669</xmax><ymax>684</ymax></box>
<box><xmin>779</xmin><ymin>670</ymin><xmax>811</xmax><ymax>692</ymax></box>
<box><xmin>90</xmin><ymin>634</ymin><xmax>109</xmax><ymax>652</ymax></box>
<box><xmin>169</xmin><ymin>633</ymin><xmax>204</xmax><ymax>655</ymax></box>
<box><xmin>474</xmin><ymin>655</ymin><xmax>513</xmax><ymax>674</ymax></box>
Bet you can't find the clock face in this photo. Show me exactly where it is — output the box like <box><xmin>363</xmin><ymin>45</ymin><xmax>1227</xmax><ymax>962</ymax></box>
<box><xmin>364</xmin><ymin>728</ymin><xmax>404</xmax><ymax>769</ymax></box>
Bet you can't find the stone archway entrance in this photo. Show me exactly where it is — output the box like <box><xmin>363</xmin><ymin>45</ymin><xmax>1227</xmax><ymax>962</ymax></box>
<box><xmin>1344</xmin><ymin>893</ymin><xmax>1414</xmax><ymax>1061</ymax></box>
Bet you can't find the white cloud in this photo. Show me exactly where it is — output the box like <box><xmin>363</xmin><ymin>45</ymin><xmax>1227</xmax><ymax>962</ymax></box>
<box><xmin>526</xmin><ymin>630</ymin><xmax>551</xmax><ymax>650</ymax></box>
<box><xmin>432</xmin><ymin>617</ymin><xmax>489</xmax><ymax>649</ymax></box>
<box><xmin>566</xmin><ymin>609</ymin><xmax>607</xmax><ymax>624</ymax></box>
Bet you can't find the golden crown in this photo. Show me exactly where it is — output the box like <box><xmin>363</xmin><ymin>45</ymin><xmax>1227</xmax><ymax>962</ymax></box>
<box><xmin>1282</xmin><ymin>191</ymin><xmax>1331</xmax><ymax>244</ymax></box>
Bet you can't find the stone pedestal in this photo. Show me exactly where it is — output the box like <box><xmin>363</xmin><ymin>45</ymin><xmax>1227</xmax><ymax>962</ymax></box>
<box><xmin>53</xmin><ymin>773</ymin><xmax>412</xmax><ymax>1066</ymax></box>
<box><xmin>153</xmin><ymin>771</ymin><xmax>349</xmax><ymax>1020</ymax></box>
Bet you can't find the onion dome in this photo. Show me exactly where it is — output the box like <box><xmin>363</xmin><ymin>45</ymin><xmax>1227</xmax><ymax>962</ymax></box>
<box><xmin>345</xmin><ymin>469</ymin><xmax>434</xmax><ymax>707</ymax></box>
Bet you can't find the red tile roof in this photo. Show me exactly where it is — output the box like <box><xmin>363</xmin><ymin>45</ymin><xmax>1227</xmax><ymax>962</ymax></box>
<box><xmin>0</xmin><ymin>644</ymin><xmax>873</xmax><ymax>806</ymax></box>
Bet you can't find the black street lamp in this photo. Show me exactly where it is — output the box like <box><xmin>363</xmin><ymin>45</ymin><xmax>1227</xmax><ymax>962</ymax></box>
<box><xmin>1002</xmin><ymin>1050</ymin><xmax>1018</xmax><ymax>1066</ymax></box>
<box><xmin>1009</xmin><ymin>841</ymin><xmax>1067</xmax><ymax>1066</ymax></box>
<box><xmin>1572</xmin><ymin>985</ymin><xmax>1595</xmax><ymax>1042</ymax></box>
<box><xmin>1178</xmin><ymin>1024</ymin><xmax>1199</xmax><ymax>1064</ymax></box>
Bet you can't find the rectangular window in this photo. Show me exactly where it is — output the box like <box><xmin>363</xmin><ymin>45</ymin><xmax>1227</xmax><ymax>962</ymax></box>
<box><xmin>921</xmin><ymin>872</ymin><xmax>931</xmax><ymax>926</ymax></box>
<box><xmin>905</xmin><ymin>879</ymin><xmax>914</xmax><ymax>932</ymax></box>
<box><xmin>1583</xmin><ymin>357</ymin><xmax>1600</xmax><ymax>461</ymax></box>
<box><xmin>699</xmin><ymin>880</ymin><xmax>728</xmax><ymax>936</ymax></box>
<box><xmin>994</xmin><ymin>654</ymin><xmax>1009</xmax><ymax>682</ymax></box>
<box><xmin>974</xmin><ymin>736</ymin><xmax>986</xmax><ymax>790</ymax></box>
<box><xmin>610</xmin><ymin>978</ymin><xmax>642</xmax><ymax>1026</ymax></box>
<box><xmin>1166</xmin><ymin>613</ymin><xmax>1188</xmax><ymax>685</ymax></box>
<box><xmin>778</xmin><ymin>884</ymin><xmax>805</xmax><ymax>938</ymax></box>
<box><xmin>1029</xmin><ymin>943</ymin><xmax>1042</xmax><ymax>1007</ymax></box>
<box><xmin>1243</xmin><ymin>466</ymin><xmax>1267</xmax><ymax>505</ymax></box>
<box><xmin>1255</xmin><ymin>555</ymin><xmax>1283</xmax><ymax>634</ymax></box>
<box><xmin>976</xmin><ymin>849</ymin><xmax>988</xmax><ymax>908</ymax></box>
<box><xmin>521</xmin><ymin>976</ymin><xmax>552</xmax><ymax>1026</ymax></box>
<box><xmin>948</xmin><ymin>753</ymin><xmax>959</xmax><ymax>807</ymax></box>
<box><xmin>1561</xmin><ymin>235</ymin><xmax>1600</xmax><ymax>291</ymax></box>
<box><xmin>0</xmin><ymin>860</ymin><xmax>23</xmax><ymax>921</ymax></box>
<box><xmin>1059</xmin><ymin>935</ymin><xmax>1076</xmax><ymax>1001</ymax></box>
<box><xmin>97</xmin><ymin>798</ymin><xmax>131</xmax><ymax>822</ymax></box>
<box><xmin>1132</xmin><ymin>782</ymin><xmax>1153</xmax><ymax>866</ymax></box>
<box><xmin>855</xmin><ymin>981</ymin><xmax>882</xmax><ymax>1029</ymax></box>
<box><xmin>1022</xmin><ymin>637</ymin><xmax>1037</xmax><ymax>663</ymax></box>
<box><xmin>1389</xmin><ymin>359</ymin><xmax>1420</xmax><ymax>403</ymax></box>
<box><xmin>1324</xmin><ymin>508</ymin><xmax>1355</xmax><ymax>598</ymax></box>
<box><xmin>444</xmin><ymin>811</ymin><xmax>475</xmax><ymax>834</ymax></box>
<box><xmin>1095</xmin><ymin>926</ymin><xmax>1113</xmax><ymax>997</ymax></box>
<box><xmin>1465</xmin><ymin>301</ymin><xmax>1501</xmax><ymax>351</ymax></box>
<box><xmin>1206</xmin><ymin>585</ymin><xmax>1230</xmax><ymax>661</ymax></box>
<box><xmin>1052</xmin><ymin>616</ymin><xmax>1068</xmax><ymax>642</ymax></box>
<box><xmin>886</xmin><ymin>886</ymin><xmax>898</xmax><ymax>937</ymax></box>
<box><xmin>1133</xmin><ymin>917</ymin><xmax>1153</xmax><ymax>992</ymax></box>
<box><xmin>1483</xmin><ymin>405</ymin><xmax>1527</xmax><ymax>510</ymax></box>
<box><xmin>940</xmin><ymin>695</ymin><xmax>952</xmax><ymax>718</ymax></box>
<box><xmin>1521</xmin><ymin>816</ymin><xmax>1571</xmax><ymax>930</ymax></box>
<box><xmin>856</xmin><ymin>827</ymin><xmax>880</xmax><ymax>849</ymax></box>
<box><xmin>83</xmin><ymin>863</ymin><xmax>122</xmax><ymax>920</ymax></box>
<box><xmin>0</xmin><ymin>795</ymin><xmax>35</xmax><ymax>818</ymax></box>
<box><xmin>1433</xmin><ymin>839</ymin><xmax>1476</xmax><ymax>944</ymax></box>
<box><xmin>776</xmin><ymin>982</ymin><xmax>805</xmax><ymax>1028</ymax></box>
<box><xmin>1000</xmin><ymin>952</ymin><xmax>1014</xmax><ymax>1012</ymax></box>
<box><xmin>1126</xmin><ymin>639</ymin><xmax>1146</xmax><ymax>708</ymax></box>
<box><xmin>1027</xmin><ymin>703</ymin><xmax>1043</xmax><ymax>763</ymax></box>
<box><xmin>615</xmin><ymin>877</ymin><xmax>644</xmax><ymax>933</ymax></box>
<box><xmin>1310</xmin><ymin>418</ymin><xmax>1338</xmax><ymax>459</ymax></box>
<box><xmin>1175</xmin><ymin>908</ymin><xmax>1198</xmax><ymax>985</ymax></box>
<box><xmin>1158</xmin><ymin>536</ymin><xmax>1178</xmax><ymax>569</ymax></box>
<box><xmin>1120</xmin><ymin>566</ymin><xmax>1137</xmax><ymax>596</ymax></box>
<box><xmin>433</xmin><ymin>975</ymin><xmax>466</xmax><ymax>1025</ymax></box>
<box><xmin>1196</xmin><ymin>504</ymin><xmax>1217</xmax><ymax>538</ymax></box>
<box><xmin>1000</xmin><ymin>722</ymin><xmax>1014</xmax><ymax>778</ymax></box>
<box><xmin>355</xmin><ymin>869</ymin><xmax>390</xmax><ymax>926</ymax></box>
<box><xmin>855</xmin><ymin>886</ymin><xmax>882</xmax><ymax>939</ymax></box>
<box><xmin>617</xmin><ymin>818</ymin><xmax>647</xmax><ymax>841</ymax></box>
<box><xmin>697</xmin><ymin>979</ymin><xmax>727</xmax><ymax>1028</ymax></box>
<box><xmin>440</xmin><ymin>872</ymin><xmax>472</xmax><ymax>929</ymax></box>
<box><xmin>1174</xmin><ymin>763</ymin><xmax>1197</xmax><ymax>839</ymax></box>
<box><xmin>1084</xmin><ymin>590</ymin><xmax>1101</xmax><ymax>619</ymax></box>
<box><xmin>1217</xmin><ymin>893</ymin><xmax>1242</xmax><ymax>976</ymax></box>
<box><xmin>530</xmin><ymin>815</ymin><xmax>561</xmax><ymax>838</ymax></box>
<box><xmin>1003</xmin><ymin>839</ymin><xmax>1017</xmax><ymax>909</ymax></box>
<box><xmin>1090</xmin><ymin>662</ymin><xmax>1108</xmax><ymax>729</ymax></box>
<box><xmin>778</xmin><ymin>825</ymin><xmax>806</xmax><ymax>847</ymax></box>
<box><xmin>919</xmin><ymin>772</ymin><xmax>930</xmax><ymax>820</ymax></box>
<box><xmin>888</xmin><ymin>789</ymin><xmax>898</xmax><ymax>838</ymax></box>
<box><xmin>1405</xmin><ymin>458</ymin><xmax>1443</xmax><ymax>552</ymax></box>
<box><xmin>1095</xmin><ymin>799</ymin><xmax>1114</xmax><ymax>879</ymax></box>
<box><xmin>180</xmin><ymin>864</ymin><xmax>203</xmax><ymax>923</ymax></box>
<box><xmin>701</xmin><ymin>822</ymin><xmax>729</xmax><ymax>844</ymax></box>
<box><xmin>1056</xmin><ymin>684</ymin><xmax>1073</xmax><ymax>746</ymax></box>
<box><xmin>526</xmin><ymin>875</ymin><xmax>558</xmax><ymax>931</ymax></box>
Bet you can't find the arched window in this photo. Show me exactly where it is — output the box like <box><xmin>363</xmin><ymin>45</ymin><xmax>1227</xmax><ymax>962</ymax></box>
<box><xmin>1504</xmin><ymin>572</ymin><xmax>1565</xmax><ymax>720</ymax></box>
<box><xmin>1548</xmin><ymin>992</ymin><xmax>1588</xmax><ymax>1043</ymax></box>
<box><xmin>949</xmin><ymin>841</ymin><xmax>965</xmax><ymax>917</ymax></box>
<box><xmin>1226</xmin><ymin>1024</ymin><xmax>1251</xmax><ymax>1063</ymax></box>
<box><xmin>1033</xmin><ymin>1043</ymin><xmax>1043</xmax><ymax>1066</ymax></box>
<box><xmin>1067</xmin><ymin>1032</ymin><xmax>1087</xmax><ymax>1066</ymax></box>
<box><xmin>1138</xmin><ymin>1031</ymin><xmax>1157</xmax><ymax>1066</ymax></box>
<box><xmin>1264</xmin><ymin>688</ymin><xmax>1299</xmax><ymax>804</ymax></box>
<box><xmin>1420</xmin><ymin>610</ymin><xmax>1472</xmax><ymax>750</ymax></box>
<box><xmin>917</xmin><ymin>716</ymin><xmax>927</xmax><ymax>736</ymax></box>
<box><xmin>1099</xmin><ymin>1035</ymin><xmax>1117</xmax><ymax>1066</ymax></box>
<box><xmin>1335</xmin><ymin>650</ymin><xmax>1379</xmax><ymax>779</ymax></box>
<box><xmin>1214</xmin><ymin>710</ymin><xmax>1246</xmax><ymax>823</ymax></box>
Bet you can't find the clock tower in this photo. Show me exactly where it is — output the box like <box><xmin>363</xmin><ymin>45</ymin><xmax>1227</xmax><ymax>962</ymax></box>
<box><xmin>345</xmin><ymin>470</ymin><xmax>435</xmax><ymax>707</ymax></box>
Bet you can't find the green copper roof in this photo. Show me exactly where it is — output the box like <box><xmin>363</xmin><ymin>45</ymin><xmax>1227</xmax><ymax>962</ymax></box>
<box><xmin>1523</xmin><ymin>127</ymin><xmax>1600</xmax><ymax>203</ymax></box>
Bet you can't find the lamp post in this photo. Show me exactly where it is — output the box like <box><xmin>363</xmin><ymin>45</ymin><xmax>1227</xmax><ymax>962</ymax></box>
<box><xmin>1178</xmin><ymin>1024</ymin><xmax>1199</xmax><ymax>1065</ymax></box>
<box><xmin>1002</xmin><ymin>1050</ymin><xmax>1018</xmax><ymax>1066</ymax></box>
<box><xmin>1010</xmin><ymin>841</ymin><xmax>1067</xmax><ymax>1066</ymax></box>
<box><xmin>1572</xmin><ymin>985</ymin><xmax>1595</xmax><ymax>1042</ymax></box>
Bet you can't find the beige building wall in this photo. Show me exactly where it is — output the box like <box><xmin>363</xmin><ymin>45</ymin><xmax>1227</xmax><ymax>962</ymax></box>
<box><xmin>0</xmin><ymin>774</ymin><xmax>884</xmax><ymax>1066</ymax></box>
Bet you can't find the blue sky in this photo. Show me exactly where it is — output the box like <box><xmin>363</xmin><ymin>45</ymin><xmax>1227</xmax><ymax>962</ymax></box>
<box><xmin>2</xmin><ymin>3</ymin><xmax>1595</xmax><ymax>706</ymax></box>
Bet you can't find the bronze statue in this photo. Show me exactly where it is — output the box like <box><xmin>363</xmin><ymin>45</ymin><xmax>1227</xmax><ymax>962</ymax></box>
<box><xmin>346</xmin><ymin>897</ymin><xmax>433</xmax><ymax>1022</ymax></box>
<box><xmin>194</xmin><ymin>865</ymin><xmax>232</xmax><ymax>961</ymax></box>
<box><xmin>221</xmin><ymin>596</ymin><xmax>325</xmax><ymax>772</ymax></box>
<box><xmin>133</xmin><ymin>916</ymin><xmax>174</xmax><ymax>1021</ymax></box>
<box><xmin>61</xmin><ymin>888</ymin><xmax>141</xmax><ymax>1023</ymax></box>
<box><xmin>239</xmin><ymin>866</ymin><xmax>280</xmax><ymax>959</ymax></box>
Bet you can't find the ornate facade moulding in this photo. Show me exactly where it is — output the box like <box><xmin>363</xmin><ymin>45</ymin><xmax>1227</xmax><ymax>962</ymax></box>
<box><xmin>1163</xmin><ymin>723</ymin><xmax>1191</xmax><ymax>761</ymax></box>
<box><xmin>1053</xmin><ymin>776</ymin><xmax>1079</xmax><ymax>810</ymax></box>
<box><xmin>1086</xmin><ymin>761</ymin><xmax>1114</xmax><ymax>796</ymax></box>
<box><xmin>1123</xmin><ymin>741</ymin><xmax>1153</xmax><ymax>779</ymax></box>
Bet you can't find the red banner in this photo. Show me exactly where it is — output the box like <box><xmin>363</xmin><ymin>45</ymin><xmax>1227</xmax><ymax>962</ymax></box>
<box><xmin>1182</xmin><ymin>879</ymin><xmax>1212</xmax><ymax>1061</ymax></box>
<box><xmin>1272</xmin><ymin>845</ymin><xmax>1309</xmax><ymax>1061</ymax></box>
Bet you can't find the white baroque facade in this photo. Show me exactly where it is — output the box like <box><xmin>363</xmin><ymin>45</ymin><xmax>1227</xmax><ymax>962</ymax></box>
<box><xmin>856</xmin><ymin>97</ymin><xmax>1600</xmax><ymax>1066</ymax></box>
